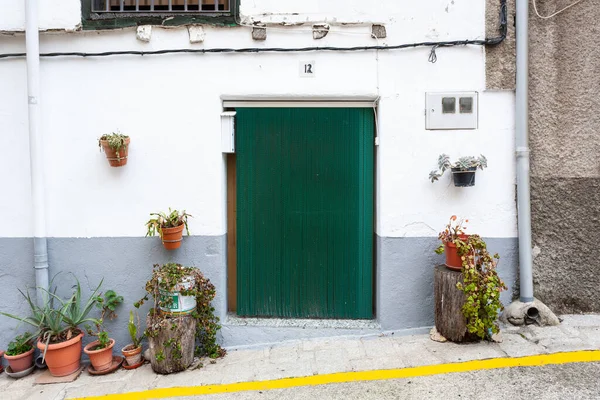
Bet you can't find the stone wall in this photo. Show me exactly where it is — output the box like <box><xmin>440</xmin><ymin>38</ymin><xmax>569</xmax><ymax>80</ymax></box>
<box><xmin>486</xmin><ymin>0</ymin><xmax>600</xmax><ymax>313</ymax></box>
<box><xmin>529</xmin><ymin>0</ymin><xmax>600</xmax><ymax>313</ymax></box>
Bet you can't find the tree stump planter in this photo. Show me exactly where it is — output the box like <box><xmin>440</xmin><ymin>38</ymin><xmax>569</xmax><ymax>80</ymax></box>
<box><xmin>146</xmin><ymin>314</ymin><xmax>196</xmax><ymax>374</ymax></box>
<box><xmin>434</xmin><ymin>265</ymin><xmax>474</xmax><ymax>343</ymax></box>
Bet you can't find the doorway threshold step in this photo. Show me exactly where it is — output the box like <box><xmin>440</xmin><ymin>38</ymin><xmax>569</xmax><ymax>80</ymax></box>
<box><xmin>224</xmin><ymin>314</ymin><xmax>381</xmax><ymax>330</ymax></box>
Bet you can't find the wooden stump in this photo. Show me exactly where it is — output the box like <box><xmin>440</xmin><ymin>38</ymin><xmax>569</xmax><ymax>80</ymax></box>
<box><xmin>147</xmin><ymin>313</ymin><xmax>196</xmax><ymax>374</ymax></box>
<box><xmin>434</xmin><ymin>265</ymin><xmax>469</xmax><ymax>343</ymax></box>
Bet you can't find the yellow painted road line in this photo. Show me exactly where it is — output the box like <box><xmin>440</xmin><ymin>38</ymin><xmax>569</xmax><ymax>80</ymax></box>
<box><xmin>71</xmin><ymin>350</ymin><xmax>600</xmax><ymax>400</ymax></box>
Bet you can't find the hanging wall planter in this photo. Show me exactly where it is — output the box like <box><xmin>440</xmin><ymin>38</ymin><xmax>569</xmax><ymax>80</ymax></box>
<box><xmin>451</xmin><ymin>167</ymin><xmax>477</xmax><ymax>187</ymax></box>
<box><xmin>146</xmin><ymin>209</ymin><xmax>191</xmax><ymax>250</ymax></box>
<box><xmin>99</xmin><ymin>132</ymin><xmax>130</xmax><ymax>167</ymax></box>
<box><xmin>160</xmin><ymin>224</ymin><xmax>185</xmax><ymax>250</ymax></box>
<box><xmin>429</xmin><ymin>154</ymin><xmax>487</xmax><ymax>187</ymax></box>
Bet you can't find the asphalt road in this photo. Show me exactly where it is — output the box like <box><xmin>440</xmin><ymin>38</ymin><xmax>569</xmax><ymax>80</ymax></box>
<box><xmin>184</xmin><ymin>362</ymin><xmax>600</xmax><ymax>400</ymax></box>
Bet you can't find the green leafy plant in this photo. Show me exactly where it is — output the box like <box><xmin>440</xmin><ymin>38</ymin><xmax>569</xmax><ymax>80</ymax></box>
<box><xmin>455</xmin><ymin>236</ymin><xmax>507</xmax><ymax>340</ymax></box>
<box><xmin>85</xmin><ymin>289</ymin><xmax>123</xmax><ymax>350</ymax></box>
<box><xmin>128</xmin><ymin>310</ymin><xmax>145</xmax><ymax>348</ymax></box>
<box><xmin>95</xmin><ymin>331</ymin><xmax>110</xmax><ymax>350</ymax></box>
<box><xmin>145</xmin><ymin>209</ymin><xmax>192</xmax><ymax>238</ymax></box>
<box><xmin>98</xmin><ymin>132</ymin><xmax>129</xmax><ymax>161</ymax></box>
<box><xmin>429</xmin><ymin>154</ymin><xmax>487</xmax><ymax>182</ymax></box>
<box><xmin>6</xmin><ymin>333</ymin><xmax>33</xmax><ymax>356</ymax></box>
<box><xmin>0</xmin><ymin>275</ymin><xmax>103</xmax><ymax>359</ymax></box>
<box><xmin>136</xmin><ymin>263</ymin><xmax>225</xmax><ymax>359</ymax></box>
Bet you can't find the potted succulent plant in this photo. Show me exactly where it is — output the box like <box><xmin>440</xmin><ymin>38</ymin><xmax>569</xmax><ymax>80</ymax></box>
<box><xmin>3</xmin><ymin>333</ymin><xmax>34</xmax><ymax>373</ymax></box>
<box><xmin>122</xmin><ymin>311</ymin><xmax>145</xmax><ymax>368</ymax></box>
<box><xmin>0</xmin><ymin>276</ymin><xmax>104</xmax><ymax>377</ymax></box>
<box><xmin>84</xmin><ymin>290</ymin><xmax>123</xmax><ymax>372</ymax></box>
<box><xmin>146</xmin><ymin>209</ymin><xmax>192</xmax><ymax>250</ymax></box>
<box><xmin>99</xmin><ymin>132</ymin><xmax>130</xmax><ymax>167</ymax></box>
<box><xmin>429</xmin><ymin>154</ymin><xmax>487</xmax><ymax>187</ymax></box>
<box><xmin>435</xmin><ymin>216</ymin><xmax>471</xmax><ymax>271</ymax></box>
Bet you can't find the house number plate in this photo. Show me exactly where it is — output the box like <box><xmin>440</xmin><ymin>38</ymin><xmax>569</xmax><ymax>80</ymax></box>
<box><xmin>300</xmin><ymin>61</ymin><xmax>316</xmax><ymax>77</ymax></box>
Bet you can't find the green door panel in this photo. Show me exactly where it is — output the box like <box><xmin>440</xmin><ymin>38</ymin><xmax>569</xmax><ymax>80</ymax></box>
<box><xmin>236</xmin><ymin>107</ymin><xmax>374</xmax><ymax>319</ymax></box>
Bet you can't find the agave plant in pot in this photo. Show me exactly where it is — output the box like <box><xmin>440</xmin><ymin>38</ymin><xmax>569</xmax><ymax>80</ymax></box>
<box><xmin>146</xmin><ymin>208</ymin><xmax>192</xmax><ymax>250</ymax></box>
<box><xmin>3</xmin><ymin>333</ymin><xmax>35</xmax><ymax>375</ymax></box>
<box><xmin>0</xmin><ymin>276</ymin><xmax>104</xmax><ymax>377</ymax></box>
<box><xmin>98</xmin><ymin>132</ymin><xmax>130</xmax><ymax>167</ymax></box>
<box><xmin>429</xmin><ymin>154</ymin><xmax>487</xmax><ymax>187</ymax></box>
<box><xmin>122</xmin><ymin>310</ymin><xmax>145</xmax><ymax>368</ymax></box>
<box><xmin>84</xmin><ymin>290</ymin><xmax>123</xmax><ymax>373</ymax></box>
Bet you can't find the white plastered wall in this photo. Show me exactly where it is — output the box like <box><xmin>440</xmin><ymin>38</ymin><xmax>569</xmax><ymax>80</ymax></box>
<box><xmin>0</xmin><ymin>0</ymin><xmax>517</xmax><ymax>239</ymax></box>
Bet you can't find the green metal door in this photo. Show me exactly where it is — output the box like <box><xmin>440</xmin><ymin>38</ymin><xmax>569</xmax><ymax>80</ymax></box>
<box><xmin>236</xmin><ymin>107</ymin><xmax>373</xmax><ymax>319</ymax></box>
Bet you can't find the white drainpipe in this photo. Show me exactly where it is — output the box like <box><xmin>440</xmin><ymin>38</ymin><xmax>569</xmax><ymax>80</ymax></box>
<box><xmin>25</xmin><ymin>0</ymin><xmax>49</xmax><ymax>304</ymax></box>
<box><xmin>515</xmin><ymin>0</ymin><xmax>534</xmax><ymax>303</ymax></box>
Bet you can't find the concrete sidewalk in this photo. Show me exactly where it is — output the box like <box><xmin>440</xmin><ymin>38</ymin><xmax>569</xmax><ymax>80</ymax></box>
<box><xmin>2</xmin><ymin>314</ymin><xmax>600</xmax><ymax>400</ymax></box>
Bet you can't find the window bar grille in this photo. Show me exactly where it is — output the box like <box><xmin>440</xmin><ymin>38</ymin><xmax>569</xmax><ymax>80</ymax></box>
<box><xmin>93</xmin><ymin>0</ymin><xmax>230</xmax><ymax>13</ymax></box>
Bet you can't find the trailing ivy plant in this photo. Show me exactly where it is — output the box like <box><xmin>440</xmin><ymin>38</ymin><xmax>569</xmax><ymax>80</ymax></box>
<box><xmin>145</xmin><ymin>209</ymin><xmax>192</xmax><ymax>239</ymax></box>
<box><xmin>98</xmin><ymin>132</ymin><xmax>129</xmax><ymax>161</ymax></box>
<box><xmin>454</xmin><ymin>235</ymin><xmax>507</xmax><ymax>340</ymax></box>
<box><xmin>135</xmin><ymin>263</ymin><xmax>225</xmax><ymax>359</ymax></box>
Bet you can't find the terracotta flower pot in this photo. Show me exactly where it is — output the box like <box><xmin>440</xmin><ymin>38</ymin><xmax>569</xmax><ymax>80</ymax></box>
<box><xmin>3</xmin><ymin>347</ymin><xmax>34</xmax><ymax>373</ymax></box>
<box><xmin>37</xmin><ymin>332</ymin><xmax>84</xmax><ymax>377</ymax></box>
<box><xmin>444</xmin><ymin>235</ymin><xmax>470</xmax><ymax>271</ymax></box>
<box><xmin>161</xmin><ymin>224</ymin><xmax>185</xmax><ymax>250</ymax></box>
<box><xmin>122</xmin><ymin>344</ymin><xmax>142</xmax><ymax>366</ymax></box>
<box><xmin>100</xmin><ymin>137</ymin><xmax>130</xmax><ymax>167</ymax></box>
<box><xmin>84</xmin><ymin>339</ymin><xmax>115</xmax><ymax>372</ymax></box>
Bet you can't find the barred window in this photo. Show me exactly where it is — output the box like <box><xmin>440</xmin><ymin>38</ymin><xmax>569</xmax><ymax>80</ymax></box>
<box><xmin>83</xmin><ymin>0</ymin><xmax>236</xmax><ymax>29</ymax></box>
<box><xmin>91</xmin><ymin>0</ymin><xmax>230</xmax><ymax>13</ymax></box>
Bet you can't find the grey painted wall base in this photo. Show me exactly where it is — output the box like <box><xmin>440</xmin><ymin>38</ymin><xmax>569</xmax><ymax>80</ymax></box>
<box><xmin>0</xmin><ymin>236</ymin><xmax>227</xmax><ymax>354</ymax></box>
<box><xmin>375</xmin><ymin>236</ymin><xmax>519</xmax><ymax>331</ymax></box>
<box><xmin>0</xmin><ymin>235</ymin><xmax>518</xmax><ymax>352</ymax></box>
<box><xmin>220</xmin><ymin>324</ymin><xmax>433</xmax><ymax>350</ymax></box>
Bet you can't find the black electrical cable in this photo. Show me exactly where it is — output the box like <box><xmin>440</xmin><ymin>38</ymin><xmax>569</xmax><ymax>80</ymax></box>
<box><xmin>0</xmin><ymin>1</ymin><xmax>507</xmax><ymax>60</ymax></box>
